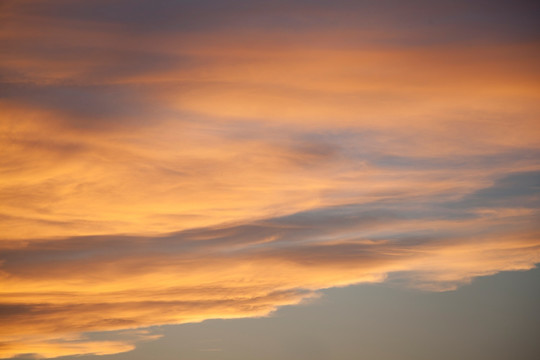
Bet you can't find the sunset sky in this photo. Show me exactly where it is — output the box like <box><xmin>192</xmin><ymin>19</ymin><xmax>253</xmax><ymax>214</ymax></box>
<box><xmin>1</xmin><ymin>0</ymin><xmax>539</xmax><ymax>359</ymax></box>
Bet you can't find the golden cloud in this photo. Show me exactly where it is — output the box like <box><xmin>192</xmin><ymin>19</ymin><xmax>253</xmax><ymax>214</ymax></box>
<box><xmin>1</xmin><ymin>0</ymin><xmax>539</xmax><ymax>358</ymax></box>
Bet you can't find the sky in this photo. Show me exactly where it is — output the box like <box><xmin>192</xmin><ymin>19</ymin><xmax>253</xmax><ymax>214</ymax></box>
<box><xmin>0</xmin><ymin>0</ymin><xmax>539</xmax><ymax>359</ymax></box>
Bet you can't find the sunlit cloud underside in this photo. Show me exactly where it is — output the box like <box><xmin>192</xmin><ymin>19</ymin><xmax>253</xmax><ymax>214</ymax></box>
<box><xmin>1</xmin><ymin>0</ymin><xmax>539</xmax><ymax>358</ymax></box>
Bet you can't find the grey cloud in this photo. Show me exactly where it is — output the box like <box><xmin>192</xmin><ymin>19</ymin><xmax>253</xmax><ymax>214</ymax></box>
<box><xmin>373</xmin><ymin>150</ymin><xmax>540</xmax><ymax>171</ymax></box>
<box><xmin>3</xmin><ymin>170</ymin><xmax>538</xmax><ymax>274</ymax></box>
<box><xmin>453</xmin><ymin>171</ymin><xmax>540</xmax><ymax>209</ymax></box>
<box><xmin>0</xmin><ymin>82</ymin><xmax>168</xmax><ymax>130</ymax></box>
<box><xmin>6</xmin><ymin>0</ymin><xmax>538</xmax><ymax>42</ymax></box>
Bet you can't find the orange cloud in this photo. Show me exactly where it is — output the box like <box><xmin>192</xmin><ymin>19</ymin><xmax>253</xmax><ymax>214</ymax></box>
<box><xmin>1</xmin><ymin>219</ymin><xmax>539</xmax><ymax>358</ymax></box>
<box><xmin>1</xmin><ymin>0</ymin><xmax>540</xmax><ymax>358</ymax></box>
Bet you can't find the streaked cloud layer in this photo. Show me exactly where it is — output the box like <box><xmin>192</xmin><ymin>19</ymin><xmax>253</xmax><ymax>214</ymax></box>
<box><xmin>1</xmin><ymin>0</ymin><xmax>539</xmax><ymax>358</ymax></box>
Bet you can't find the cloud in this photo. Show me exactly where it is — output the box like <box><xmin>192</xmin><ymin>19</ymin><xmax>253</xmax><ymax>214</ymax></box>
<box><xmin>1</xmin><ymin>0</ymin><xmax>540</xmax><ymax>358</ymax></box>
<box><xmin>0</xmin><ymin>330</ymin><xmax>161</xmax><ymax>359</ymax></box>
<box><xmin>1</xmin><ymin>173</ymin><xmax>539</xmax><ymax>358</ymax></box>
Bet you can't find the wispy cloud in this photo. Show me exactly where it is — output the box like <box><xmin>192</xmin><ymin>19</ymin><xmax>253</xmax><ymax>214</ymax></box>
<box><xmin>1</xmin><ymin>173</ymin><xmax>539</xmax><ymax>357</ymax></box>
<box><xmin>1</xmin><ymin>0</ymin><xmax>539</xmax><ymax>358</ymax></box>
